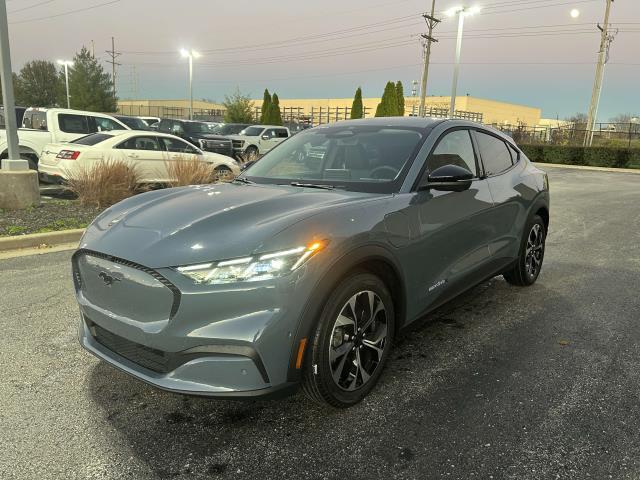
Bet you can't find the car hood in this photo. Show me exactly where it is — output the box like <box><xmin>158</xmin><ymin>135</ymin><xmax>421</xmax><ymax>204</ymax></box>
<box><xmin>82</xmin><ymin>182</ymin><xmax>379</xmax><ymax>268</ymax></box>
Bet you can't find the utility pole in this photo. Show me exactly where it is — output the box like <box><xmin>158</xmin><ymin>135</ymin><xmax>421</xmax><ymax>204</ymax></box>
<box><xmin>90</xmin><ymin>39</ymin><xmax>95</xmax><ymax>58</ymax></box>
<box><xmin>584</xmin><ymin>0</ymin><xmax>615</xmax><ymax>147</ymax></box>
<box><xmin>105</xmin><ymin>36</ymin><xmax>121</xmax><ymax>101</ymax></box>
<box><xmin>419</xmin><ymin>0</ymin><xmax>440</xmax><ymax>117</ymax></box>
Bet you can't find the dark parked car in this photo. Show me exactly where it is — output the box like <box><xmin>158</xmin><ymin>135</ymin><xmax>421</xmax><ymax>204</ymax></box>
<box><xmin>114</xmin><ymin>115</ymin><xmax>151</xmax><ymax>130</ymax></box>
<box><xmin>74</xmin><ymin>118</ymin><xmax>549</xmax><ymax>407</ymax></box>
<box><xmin>157</xmin><ymin>119</ymin><xmax>234</xmax><ymax>157</ymax></box>
<box><xmin>0</xmin><ymin>106</ymin><xmax>26</xmax><ymax>129</ymax></box>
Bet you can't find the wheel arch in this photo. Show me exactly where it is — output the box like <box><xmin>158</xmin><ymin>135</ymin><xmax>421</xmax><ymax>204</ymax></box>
<box><xmin>286</xmin><ymin>244</ymin><xmax>407</xmax><ymax>382</ymax></box>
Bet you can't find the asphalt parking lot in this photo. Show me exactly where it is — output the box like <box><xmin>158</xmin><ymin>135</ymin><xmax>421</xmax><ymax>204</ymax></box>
<box><xmin>1</xmin><ymin>166</ymin><xmax>639</xmax><ymax>480</ymax></box>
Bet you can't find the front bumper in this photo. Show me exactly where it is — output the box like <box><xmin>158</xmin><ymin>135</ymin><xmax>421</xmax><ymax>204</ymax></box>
<box><xmin>73</xmin><ymin>249</ymin><xmax>317</xmax><ymax>398</ymax></box>
<box><xmin>201</xmin><ymin>144</ymin><xmax>234</xmax><ymax>157</ymax></box>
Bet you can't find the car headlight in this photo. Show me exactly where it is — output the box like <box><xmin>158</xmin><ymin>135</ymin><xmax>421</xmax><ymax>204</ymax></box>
<box><xmin>175</xmin><ymin>242</ymin><xmax>325</xmax><ymax>285</ymax></box>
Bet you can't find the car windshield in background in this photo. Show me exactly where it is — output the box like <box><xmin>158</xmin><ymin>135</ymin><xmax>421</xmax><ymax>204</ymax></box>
<box><xmin>70</xmin><ymin>133</ymin><xmax>113</xmax><ymax>146</ymax></box>
<box><xmin>184</xmin><ymin>122</ymin><xmax>212</xmax><ymax>134</ymax></box>
<box><xmin>244</xmin><ymin>126</ymin><xmax>426</xmax><ymax>193</ymax></box>
<box><xmin>211</xmin><ymin>124</ymin><xmax>249</xmax><ymax>135</ymax></box>
<box><xmin>117</xmin><ymin>117</ymin><xmax>150</xmax><ymax>130</ymax></box>
<box><xmin>239</xmin><ymin>126</ymin><xmax>264</xmax><ymax>136</ymax></box>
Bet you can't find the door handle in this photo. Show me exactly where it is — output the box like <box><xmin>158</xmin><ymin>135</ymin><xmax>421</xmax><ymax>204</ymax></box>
<box><xmin>127</xmin><ymin>153</ymin><xmax>139</xmax><ymax>158</ymax></box>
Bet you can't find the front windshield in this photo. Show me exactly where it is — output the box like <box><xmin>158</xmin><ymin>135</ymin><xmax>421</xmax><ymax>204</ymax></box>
<box><xmin>239</xmin><ymin>126</ymin><xmax>264</xmax><ymax>136</ymax></box>
<box><xmin>244</xmin><ymin>126</ymin><xmax>426</xmax><ymax>193</ymax></box>
<box><xmin>184</xmin><ymin>122</ymin><xmax>211</xmax><ymax>134</ymax></box>
<box><xmin>212</xmin><ymin>124</ymin><xmax>249</xmax><ymax>135</ymax></box>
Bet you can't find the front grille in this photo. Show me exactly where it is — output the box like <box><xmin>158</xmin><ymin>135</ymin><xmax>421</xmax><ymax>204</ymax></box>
<box><xmin>90</xmin><ymin>322</ymin><xmax>170</xmax><ymax>373</ymax></box>
<box><xmin>72</xmin><ymin>249</ymin><xmax>181</xmax><ymax>320</ymax></box>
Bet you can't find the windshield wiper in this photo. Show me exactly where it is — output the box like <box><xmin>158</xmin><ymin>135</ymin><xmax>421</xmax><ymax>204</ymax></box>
<box><xmin>289</xmin><ymin>182</ymin><xmax>336</xmax><ymax>190</ymax></box>
<box><xmin>233</xmin><ymin>177</ymin><xmax>254</xmax><ymax>185</ymax></box>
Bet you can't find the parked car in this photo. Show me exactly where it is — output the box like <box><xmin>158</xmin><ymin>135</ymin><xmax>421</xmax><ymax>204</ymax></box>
<box><xmin>140</xmin><ymin>117</ymin><xmax>160</xmax><ymax>128</ymax></box>
<box><xmin>114</xmin><ymin>115</ymin><xmax>151</xmax><ymax>131</ymax></box>
<box><xmin>0</xmin><ymin>107</ymin><xmax>129</xmax><ymax>170</ymax></box>
<box><xmin>229</xmin><ymin>125</ymin><xmax>290</xmax><ymax>157</ymax></box>
<box><xmin>38</xmin><ymin>130</ymin><xmax>240</xmax><ymax>184</ymax></box>
<box><xmin>0</xmin><ymin>106</ymin><xmax>26</xmax><ymax>129</ymax></box>
<box><xmin>156</xmin><ymin>119</ymin><xmax>234</xmax><ymax>158</ymax></box>
<box><xmin>209</xmin><ymin>123</ymin><xmax>252</xmax><ymax>136</ymax></box>
<box><xmin>72</xmin><ymin>117</ymin><xmax>549</xmax><ymax>407</ymax></box>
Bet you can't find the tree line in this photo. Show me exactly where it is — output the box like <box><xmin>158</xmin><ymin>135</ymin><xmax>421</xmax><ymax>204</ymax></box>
<box><xmin>1</xmin><ymin>47</ymin><xmax>117</xmax><ymax>112</ymax></box>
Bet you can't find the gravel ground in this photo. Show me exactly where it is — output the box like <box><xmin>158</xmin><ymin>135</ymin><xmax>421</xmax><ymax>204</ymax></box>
<box><xmin>0</xmin><ymin>199</ymin><xmax>102</xmax><ymax>236</ymax></box>
<box><xmin>1</xmin><ymin>167</ymin><xmax>639</xmax><ymax>479</ymax></box>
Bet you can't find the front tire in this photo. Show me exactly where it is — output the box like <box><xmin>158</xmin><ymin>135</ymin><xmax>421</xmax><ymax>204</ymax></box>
<box><xmin>302</xmin><ymin>272</ymin><xmax>395</xmax><ymax>408</ymax></box>
<box><xmin>504</xmin><ymin>214</ymin><xmax>546</xmax><ymax>286</ymax></box>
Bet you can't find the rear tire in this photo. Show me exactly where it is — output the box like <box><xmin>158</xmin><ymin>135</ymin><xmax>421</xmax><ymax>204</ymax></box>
<box><xmin>302</xmin><ymin>272</ymin><xmax>395</xmax><ymax>408</ymax></box>
<box><xmin>504</xmin><ymin>214</ymin><xmax>546</xmax><ymax>286</ymax></box>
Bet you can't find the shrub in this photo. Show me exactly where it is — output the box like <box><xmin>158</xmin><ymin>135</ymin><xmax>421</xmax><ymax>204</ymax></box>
<box><xmin>519</xmin><ymin>144</ymin><xmax>640</xmax><ymax>169</ymax></box>
<box><xmin>65</xmin><ymin>159</ymin><xmax>141</xmax><ymax>208</ymax></box>
<box><xmin>165</xmin><ymin>158</ymin><xmax>216</xmax><ymax>187</ymax></box>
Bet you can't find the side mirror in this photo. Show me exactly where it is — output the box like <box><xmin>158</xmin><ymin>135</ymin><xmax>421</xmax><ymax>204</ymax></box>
<box><xmin>420</xmin><ymin>164</ymin><xmax>473</xmax><ymax>192</ymax></box>
<box><xmin>261</xmin><ymin>134</ymin><xmax>270</xmax><ymax>140</ymax></box>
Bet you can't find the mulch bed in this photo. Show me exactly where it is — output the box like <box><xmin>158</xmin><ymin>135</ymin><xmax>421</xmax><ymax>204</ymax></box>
<box><xmin>0</xmin><ymin>199</ymin><xmax>104</xmax><ymax>237</ymax></box>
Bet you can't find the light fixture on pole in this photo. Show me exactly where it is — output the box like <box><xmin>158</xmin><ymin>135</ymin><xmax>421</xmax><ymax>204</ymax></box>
<box><xmin>446</xmin><ymin>5</ymin><xmax>481</xmax><ymax>118</ymax></box>
<box><xmin>180</xmin><ymin>48</ymin><xmax>201</xmax><ymax>120</ymax></box>
<box><xmin>570</xmin><ymin>8</ymin><xmax>580</xmax><ymax>18</ymax></box>
<box><xmin>57</xmin><ymin>60</ymin><xmax>73</xmax><ymax>109</ymax></box>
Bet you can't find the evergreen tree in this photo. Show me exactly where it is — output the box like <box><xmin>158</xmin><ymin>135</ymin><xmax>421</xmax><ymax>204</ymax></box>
<box><xmin>260</xmin><ymin>88</ymin><xmax>271</xmax><ymax>124</ymax></box>
<box><xmin>375</xmin><ymin>82</ymin><xmax>399</xmax><ymax>117</ymax></box>
<box><xmin>395</xmin><ymin>81</ymin><xmax>405</xmax><ymax>117</ymax></box>
<box><xmin>65</xmin><ymin>47</ymin><xmax>117</xmax><ymax>111</ymax></box>
<box><xmin>268</xmin><ymin>92</ymin><xmax>283</xmax><ymax>125</ymax></box>
<box><xmin>14</xmin><ymin>60</ymin><xmax>62</xmax><ymax>107</ymax></box>
<box><xmin>350</xmin><ymin>87</ymin><xmax>363</xmax><ymax>119</ymax></box>
<box><xmin>223</xmin><ymin>88</ymin><xmax>255</xmax><ymax>123</ymax></box>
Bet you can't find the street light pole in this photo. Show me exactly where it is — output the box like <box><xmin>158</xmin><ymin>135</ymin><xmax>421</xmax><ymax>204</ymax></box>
<box><xmin>0</xmin><ymin>0</ymin><xmax>22</xmax><ymax>170</ymax></box>
<box><xmin>181</xmin><ymin>49</ymin><xmax>200</xmax><ymax>120</ymax></box>
<box><xmin>449</xmin><ymin>11</ymin><xmax>465</xmax><ymax>118</ymax></box>
<box><xmin>447</xmin><ymin>5</ymin><xmax>480</xmax><ymax>119</ymax></box>
<box><xmin>58</xmin><ymin>60</ymin><xmax>73</xmax><ymax>109</ymax></box>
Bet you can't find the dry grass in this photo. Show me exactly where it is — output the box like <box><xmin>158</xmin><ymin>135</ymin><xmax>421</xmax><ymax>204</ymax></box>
<box><xmin>65</xmin><ymin>159</ymin><xmax>141</xmax><ymax>208</ymax></box>
<box><xmin>165</xmin><ymin>158</ymin><xmax>216</xmax><ymax>187</ymax></box>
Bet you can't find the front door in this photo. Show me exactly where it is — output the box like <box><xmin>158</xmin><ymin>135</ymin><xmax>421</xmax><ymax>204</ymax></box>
<box><xmin>404</xmin><ymin>128</ymin><xmax>495</xmax><ymax>313</ymax></box>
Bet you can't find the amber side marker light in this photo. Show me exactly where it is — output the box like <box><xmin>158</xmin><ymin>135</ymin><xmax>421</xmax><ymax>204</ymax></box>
<box><xmin>295</xmin><ymin>338</ymin><xmax>308</xmax><ymax>369</ymax></box>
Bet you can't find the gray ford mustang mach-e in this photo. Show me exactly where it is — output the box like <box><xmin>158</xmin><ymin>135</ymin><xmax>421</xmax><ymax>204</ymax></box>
<box><xmin>73</xmin><ymin>117</ymin><xmax>549</xmax><ymax>407</ymax></box>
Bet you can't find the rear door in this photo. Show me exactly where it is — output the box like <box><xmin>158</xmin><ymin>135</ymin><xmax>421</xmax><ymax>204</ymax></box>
<box><xmin>56</xmin><ymin>113</ymin><xmax>92</xmax><ymax>142</ymax></box>
<box><xmin>114</xmin><ymin>135</ymin><xmax>165</xmax><ymax>182</ymax></box>
<box><xmin>472</xmin><ymin>129</ymin><xmax>522</xmax><ymax>265</ymax></box>
<box><xmin>405</xmin><ymin>128</ymin><xmax>496</xmax><ymax>311</ymax></box>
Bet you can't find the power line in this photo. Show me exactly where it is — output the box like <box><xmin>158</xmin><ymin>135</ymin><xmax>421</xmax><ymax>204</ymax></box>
<box><xmin>8</xmin><ymin>0</ymin><xmax>57</xmax><ymax>14</ymax></box>
<box><xmin>9</xmin><ymin>0</ymin><xmax>120</xmax><ymax>24</ymax></box>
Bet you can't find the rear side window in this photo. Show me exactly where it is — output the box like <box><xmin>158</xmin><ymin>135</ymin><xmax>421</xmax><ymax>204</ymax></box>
<box><xmin>426</xmin><ymin>129</ymin><xmax>477</xmax><ymax>176</ymax></box>
<box><xmin>116</xmin><ymin>136</ymin><xmax>161</xmax><ymax>151</ymax></box>
<box><xmin>274</xmin><ymin>128</ymin><xmax>289</xmax><ymax>138</ymax></box>
<box><xmin>475</xmin><ymin>131</ymin><xmax>513</xmax><ymax>176</ymax></box>
<box><xmin>71</xmin><ymin>133</ymin><xmax>113</xmax><ymax>146</ymax></box>
<box><xmin>59</xmin><ymin>114</ymin><xmax>90</xmax><ymax>134</ymax></box>
<box><xmin>507</xmin><ymin>143</ymin><xmax>520</xmax><ymax>163</ymax></box>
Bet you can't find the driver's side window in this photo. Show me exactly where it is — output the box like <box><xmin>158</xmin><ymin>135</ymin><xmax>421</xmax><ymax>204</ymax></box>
<box><xmin>426</xmin><ymin>129</ymin><xmax>477</xmax><ymax>176</ymax></box>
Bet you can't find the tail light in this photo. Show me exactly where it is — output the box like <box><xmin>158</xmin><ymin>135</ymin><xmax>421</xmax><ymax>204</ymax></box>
<box><xmin>56</xmin><ymin>150</ymin><xmax>81</xmax><ymax>160</ymax></box>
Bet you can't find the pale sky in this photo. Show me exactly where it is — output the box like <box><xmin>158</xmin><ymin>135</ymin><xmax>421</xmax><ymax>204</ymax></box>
<box><xmin>6</xmin><ymin>0</ymin><xmax>639</xmax><ymax>120</ymax></box>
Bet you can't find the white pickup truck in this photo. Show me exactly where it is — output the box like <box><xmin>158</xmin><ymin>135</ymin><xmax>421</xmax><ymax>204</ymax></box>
<box><xmin>0</xmin><ymin>107</ymin><xmax>129</xmax><ymax>169</ymax></box>
<box><xmin>228</xmin><ymin>125</ymin><xmax>290</xmax><ymax>158</ymax></box>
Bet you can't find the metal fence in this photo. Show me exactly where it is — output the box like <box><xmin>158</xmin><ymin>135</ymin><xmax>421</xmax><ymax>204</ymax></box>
<box><xmin>408</xmin><ymin>105</ymin><xmax>484</xmax><ymax>123</ymax></box>
<box><xmin>493</xmin><ymin>122</ymin><xmax>640</xmax><ymax>148</ymax></box>
<box><xmin>117</xmin><ymin>104</ymin><xmax>225</xmax><ymax>121</ymax></box>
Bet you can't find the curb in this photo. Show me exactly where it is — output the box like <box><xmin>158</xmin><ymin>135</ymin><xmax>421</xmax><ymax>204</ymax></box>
<box><xmin>535</xmin><ymin>162</ymin><xmax>640</xmax><ymax>174</ymax></box>
<box><xmin>0</xmin><ymin>228</ymin><xmax>84</xmax><ymax>252</ymax></box>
